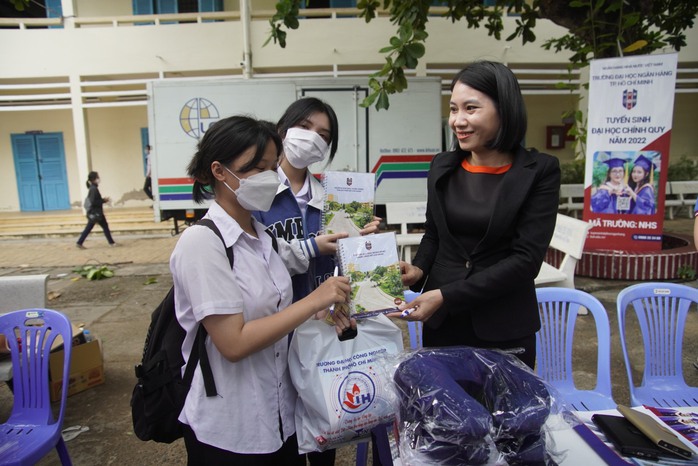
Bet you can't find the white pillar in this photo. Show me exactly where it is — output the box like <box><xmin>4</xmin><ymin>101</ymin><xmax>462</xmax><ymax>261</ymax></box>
<box><xmin>69</xmin><ymin>74</ymin><xmax>91</xmax><ymax>210</ymax></box>
<box><xmin>241</xmin><ymin>0</ymin><xmax>253</xmax><ymax>79</ymax></box>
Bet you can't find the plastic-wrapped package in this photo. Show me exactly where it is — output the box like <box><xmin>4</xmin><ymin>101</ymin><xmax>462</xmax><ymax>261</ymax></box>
<box><xmin>391</xmin><ymin>347</ymin><xmax>562</xmax><ymax>465</ymax></box>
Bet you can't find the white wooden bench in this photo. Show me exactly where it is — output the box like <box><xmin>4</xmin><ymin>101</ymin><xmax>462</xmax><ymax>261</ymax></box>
<box><xmin>0</xmin><ymin>273</ymin><xmax>49</xmax><ymax>381</ymax></box>
<box><xmin>535</xmin><ymin>214</ymin><xmax>591</xmax><ymax>290</ymax></box>
<box><xmin>385</xmin><ymin>202</ymin><xmax>426</xmax><ymax>264</ymax></box>
<box><xmin>665</xmin><ymin>180</ymin><xmax>698</xmax><ymax>219</ymax></box>
<box><xmin>558</xmin><ymin>184</ymin><xmax>584</xmax><ymax>218</ymax></box>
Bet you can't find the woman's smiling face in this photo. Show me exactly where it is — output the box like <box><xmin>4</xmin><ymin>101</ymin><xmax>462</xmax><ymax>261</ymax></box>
<box><xmin>448</xmin><ymin>82</ymin><xmax>500</xmax><ymax>156</ymax></box>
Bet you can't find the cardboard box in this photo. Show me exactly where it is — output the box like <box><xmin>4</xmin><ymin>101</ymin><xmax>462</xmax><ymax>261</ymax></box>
<box><xmin>49</xmin><ymin>338</ymin><xmax>105</xmax><ymax>402</ymax></box>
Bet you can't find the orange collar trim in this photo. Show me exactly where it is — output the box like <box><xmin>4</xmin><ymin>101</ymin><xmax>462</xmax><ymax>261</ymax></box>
<box><xmin>461</xmin><ymin>158</ymin><xmax>512</xmax><ymax>174</ymax></box>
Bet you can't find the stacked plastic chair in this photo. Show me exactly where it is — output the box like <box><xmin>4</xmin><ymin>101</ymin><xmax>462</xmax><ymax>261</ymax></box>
<box><xmin>0</xmin><ymin>308</ymin><xmax>74</xmax><ymax>465</ymax></box>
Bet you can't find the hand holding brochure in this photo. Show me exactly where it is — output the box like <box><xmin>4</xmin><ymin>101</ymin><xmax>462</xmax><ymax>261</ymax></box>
<box><xmin>321</xmin><ymin>171</ymin><xmax>375</xmax><ymax>237</ymax></box>
<box><xmin>336</xmin><ymin>232</ymin><xmax>404</xmax><ymax>319</ymax></box>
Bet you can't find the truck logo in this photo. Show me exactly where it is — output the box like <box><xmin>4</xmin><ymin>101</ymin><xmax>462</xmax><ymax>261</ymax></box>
<box><xmin>180</xmin><ymin>98</ymin><xmax>220</xmax><ymax>139</ymax></box>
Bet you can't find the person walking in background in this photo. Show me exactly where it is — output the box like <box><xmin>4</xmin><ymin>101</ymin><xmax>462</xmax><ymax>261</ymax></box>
<box><xmin>173</xmin><ymin>115</ymin><xmax>353</xmax><ymax>465</ymax></box>
<box><xmin>390</xmin><ymin>60</ymin><xmax>561</xmax><ymax>370</ymax></box>
<box><xmin>252</xmin><ymin>97</ymin><xmax>380</xmax><ymax>466</ymax></box>
<box><xmin>143</xmin><ymin>145</ymin><xmax>153</xmax><ymax>200</ymax></box>
<box><xmin>77</xmin><ymin>171</ymin><xmax>117</xmax><ymax>249</ymax></box>
<box><xmin>627</xmin><ymin>154</ymin><xmax>656</xmax><ymax>215</ymax></box>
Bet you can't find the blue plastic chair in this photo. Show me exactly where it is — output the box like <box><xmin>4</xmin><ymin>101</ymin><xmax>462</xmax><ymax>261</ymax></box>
<box><xmin>617</xmin><ymin>282</ymin><xmax>698</xmax><ymax>407</ymax></box>
<box><xmin>0</xmin><ymin>309</ymin><xmax>74</xmax><ymax>466</ymax></box>
<box><xmin>535</xmin><ymin>287</ymin><xmax>616</xmax><ymax>411</ymax></box>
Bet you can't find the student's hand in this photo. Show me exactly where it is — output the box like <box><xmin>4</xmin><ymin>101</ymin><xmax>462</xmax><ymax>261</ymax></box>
<box><xmin>386</xmin><ymin>289</ymin><xmax>443</xmax><ymax>323</ymax></box>
<box><xmin>309</xmin><ymin>275</ymin><xmax>351</xmax><ymax>312</ymax></box>
<box><xmin>314</xmin><ymin>232</ymin><xmax>349</xmax><ymax>255</ymax></box>
<box><xmin>359</xmin><ymin>217</ymin><xmax>382</xmax><ymax>236</ymax></box>
<box><xmin>331</xmin><ymin>307</ymin><xmax>357</xmax><ymax>338</ymax></box>
<box><xmin>103</xmin><ymin>197</ymin><xmax>111</xmax><ymax>204</ymax></box>
<box><xmin>400</xmin><ymin>261</ymin><xmax>423</xmax><ymax>287</ymax></box>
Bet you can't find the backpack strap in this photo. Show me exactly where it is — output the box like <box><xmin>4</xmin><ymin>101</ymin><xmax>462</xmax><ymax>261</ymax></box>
<box><xmin>179</xmin><ymin>218</ymin><xmax>233</xmax><ymax>398</ymax></box>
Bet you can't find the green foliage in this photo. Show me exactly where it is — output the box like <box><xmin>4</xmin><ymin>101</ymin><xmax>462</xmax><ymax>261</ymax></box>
<box><xmin>677</xmin><ymin>265</ymin><xmax>696</xmax><ymax>281</ymax></box>
<box><xmin>560</xmin><ymin>159</ymin><xmax>585</xmax><ymax>184</ymax></box>
<box><xmin>73</xmin><ymin>264</ymin><xmax>115</xmax><ymax>281</ymax></box>
<box><xmin>267</xmin><ymin>0</ymin><xmax>698</xmax><ymax>110</ymax></box>
<box><xmin>667</xmin><ymin>155</ymin><xmax>698</xmax><ymax>181</ymax></box>
<box><xmin>592</xmin><ymin>162</ymin><xmax>607</xmax><ymax>188</ymax></box>
<box><xmin>9</xmin><ymin>0</ymin><xmax>29</xmax><ymax>11</ymax></box>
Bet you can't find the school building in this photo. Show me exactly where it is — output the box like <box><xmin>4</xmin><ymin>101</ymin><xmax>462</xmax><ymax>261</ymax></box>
<box><xmin>1</xmin><ymin>1</ymin><xmax>697</xmax><ymax>213</ymax></box>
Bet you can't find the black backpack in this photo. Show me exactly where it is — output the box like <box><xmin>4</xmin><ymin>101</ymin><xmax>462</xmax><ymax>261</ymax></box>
<box><xmin>130</xmin><ymin>218</ymin><xmax>228</xmax><ymax>443</ymax></box>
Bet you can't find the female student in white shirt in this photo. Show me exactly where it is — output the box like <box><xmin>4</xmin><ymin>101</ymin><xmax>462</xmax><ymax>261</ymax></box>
<box><xmin>170</xmin><ymin>115</ymin><xmax>354</xmax><ymax>465</ymax></box>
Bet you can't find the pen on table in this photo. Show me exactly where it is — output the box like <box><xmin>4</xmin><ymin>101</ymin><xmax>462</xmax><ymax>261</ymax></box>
<box><xmin>328</xmin><ymin>266</ymin><xmax>339</xmax><ymax>314</ymax></box>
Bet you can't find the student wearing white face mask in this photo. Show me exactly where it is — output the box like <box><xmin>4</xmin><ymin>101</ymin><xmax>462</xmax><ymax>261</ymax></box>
<box><xmin>172</xmin><ymin>115</ymin><xmax>355</xmax><ymax>465</ymax></box>
<box><xmin>252</xmin><ymin>98</ymin><xmax>381</xmax><ymax>466</ymax></box>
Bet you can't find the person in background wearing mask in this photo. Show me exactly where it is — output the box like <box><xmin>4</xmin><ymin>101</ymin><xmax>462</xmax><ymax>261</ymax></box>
<box><xmin>252</xmin><ymin>97</ymin><xmax>380</xmax><ymax>466</ymax></box>
<box><xmin>76</xmin><ymin>171</ymin><xmax>117</xmax><ymax>249</ymax></box>
<box><xmin>173</xmin><ymin>115</ymin><xmax>354</xmax><ymax>465</ymax></box>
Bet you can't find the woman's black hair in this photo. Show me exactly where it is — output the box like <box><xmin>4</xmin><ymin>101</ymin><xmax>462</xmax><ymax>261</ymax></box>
<box><xmin>187</xmin><ymin>115</ymin><xmax>282</xmax><ymax>204</ymax></box>
<box><xmin>86</xmin><ymin>171</ymin><xmax>99</xmax><ymax>189</ymax></box>
<box><xmin>276</xmin><ymin>97</ymin><xmax>339</xmax><ymax>162</ymax></box>
<box><xmin>450</xmin><ymin>60</ymin><xmax>527</xmax><ymax>153</ymax></box>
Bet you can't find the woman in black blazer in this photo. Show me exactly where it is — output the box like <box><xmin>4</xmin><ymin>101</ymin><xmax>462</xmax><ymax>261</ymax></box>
<box><xmin>392</xmin><ymin>61</ymin><xmax>561</xmax><ymax>369</ymax></box>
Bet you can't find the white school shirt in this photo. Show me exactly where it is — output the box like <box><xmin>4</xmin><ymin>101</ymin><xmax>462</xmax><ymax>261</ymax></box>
<box><xmin>170</xmin><ymin>201</ymin><xmax>297</xmax><ymax>453</ymax></box>
<box><xmin>277</xmin><ymin>165</ymin><xmax>311</xmax><ymax>218</ymax></box>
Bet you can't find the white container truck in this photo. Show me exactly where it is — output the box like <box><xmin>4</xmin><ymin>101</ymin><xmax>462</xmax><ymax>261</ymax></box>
<box><xmin>147</xmin><ymin>77</ymin><xmax>443</xmax><ymax>232</ymax></box>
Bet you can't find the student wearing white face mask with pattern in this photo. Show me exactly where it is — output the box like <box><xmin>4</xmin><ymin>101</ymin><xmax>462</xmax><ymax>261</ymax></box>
<box><xmin>252</xmin><ymin>98</ymin><xmax>381</xmax><ymax>466</ymax></box>
<box><xmin>171</xmin><ymin>115</ymin><xmax>355</xmax><ymax>465</ymax></box>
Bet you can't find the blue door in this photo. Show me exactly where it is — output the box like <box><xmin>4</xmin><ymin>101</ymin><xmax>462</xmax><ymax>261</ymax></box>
<box><xmin>12</xmin><ymin>133</ymin><xmax>71</xmax><ymax>212</ymax></box>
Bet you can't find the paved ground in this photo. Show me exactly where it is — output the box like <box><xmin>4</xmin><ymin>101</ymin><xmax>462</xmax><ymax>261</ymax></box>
<box><xmin>0</xmin><ymin>218</ymin><xmax>695</xmax><ymax>466</ymax></box>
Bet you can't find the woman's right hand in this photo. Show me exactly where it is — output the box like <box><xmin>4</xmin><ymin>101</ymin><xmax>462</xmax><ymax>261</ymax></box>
<box><xmin>400</xmin><ymin>261</ymin><xmax>423</xmax><ymax>287</ymax></box>
<box><xmin>308</xmin><ymin>275</ymin><xmax>351</xmax><ymax>313</ymax></box>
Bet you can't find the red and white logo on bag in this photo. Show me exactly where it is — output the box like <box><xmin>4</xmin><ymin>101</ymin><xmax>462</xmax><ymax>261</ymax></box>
<box><xmin>337</xmin><ymin>371</ymin><xmax>375</xmax><ymax>413</ymax></box>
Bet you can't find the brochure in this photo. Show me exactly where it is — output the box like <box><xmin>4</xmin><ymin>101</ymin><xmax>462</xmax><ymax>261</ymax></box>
<box><xmin>336</xmin><ymin>232</ymin><xmax>404</xmax><ymax>319</ymax></box>
<box><xmin>321</xmin><ymin>171</ymin><xmax>375</xmax><ymax>237</ymax></box>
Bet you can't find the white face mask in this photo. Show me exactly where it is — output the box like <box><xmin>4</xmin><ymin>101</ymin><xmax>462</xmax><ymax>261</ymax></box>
<box><xmin>283</xmin><ymin>127</ymin><xmax>331</xmax><ymax>169</ymax></box>
<box><xmin>223</xmin><ymin>167</ymin><xmax>280</xmax><ymax>212</ymax></box>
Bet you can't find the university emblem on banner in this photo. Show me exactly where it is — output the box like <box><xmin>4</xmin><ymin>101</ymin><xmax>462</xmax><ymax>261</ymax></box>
<box><xmin>346</xmin><ymin>177</ymin><xmax>353</xmax><ymax>186</ymax></box>
<box><xmin>622</xmin><ymin>89</ymin><xmax>638</xmax><ymax>110</ymax></box>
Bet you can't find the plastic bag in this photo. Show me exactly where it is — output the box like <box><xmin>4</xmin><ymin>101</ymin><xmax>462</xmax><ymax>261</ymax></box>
<box><xmin>289</xmin><ymin>314</ymin><xmax>404</xmax><ymax>453</ymax></box>
<box><xmin>391</xmin><ymin>346</ymin><xmax>561</xmax><ymax>465</ymax></box>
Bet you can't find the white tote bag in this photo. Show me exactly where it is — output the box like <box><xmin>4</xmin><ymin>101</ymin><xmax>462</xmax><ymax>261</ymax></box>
<box><xmin>289</xmin><ymin>314</ymin><xmax>404</xmax><ymax>453</ymax></box>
